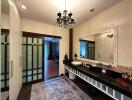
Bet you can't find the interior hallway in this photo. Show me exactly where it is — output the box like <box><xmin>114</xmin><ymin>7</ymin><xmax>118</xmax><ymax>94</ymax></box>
<box><xmin>44</xmin><ymin>60</ymin><xmax>59</xmax><ymax>80</ymax></box>
<box><xmin>44</xmin><ymin>37</ymin><xmax>60</xmax><ymax>80</ymax></box>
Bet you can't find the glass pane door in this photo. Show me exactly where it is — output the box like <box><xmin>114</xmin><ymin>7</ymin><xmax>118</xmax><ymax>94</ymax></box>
<box><xmin>1</xmin><ymin>0</ymin><xmax>10</xmax><ymax>99</ymax></box>
<box><xmin>22</xmin><ymin>36</ymin><xmax>44</xmax><ymax>84</ymax></box>
<box><xmin>1</xmin><ymin>29</ymin><xmax>9</xmax><ymax>91</ymax></box>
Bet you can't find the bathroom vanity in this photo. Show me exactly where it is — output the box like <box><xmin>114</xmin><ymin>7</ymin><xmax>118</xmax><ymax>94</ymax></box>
<box><xmin>63</xmin><ymin>60</ymin><xmax>132</xmax><ymax>100</ymax></box>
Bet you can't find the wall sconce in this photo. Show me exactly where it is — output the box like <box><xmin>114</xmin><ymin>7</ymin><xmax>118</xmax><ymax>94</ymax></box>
<box><xmin>74</xmin><ymin>52</ymin><xmax>78</xmax><ymax>60</ymax></box>
<box><xmin>107</xmin><ymin>24</ymin><xmax>114</xmax><ymax>38</ymax></box>
<box><xmin>107</xmin><ymin>31</ymin><xmax>113</xmax><ymax>38</ymax></box>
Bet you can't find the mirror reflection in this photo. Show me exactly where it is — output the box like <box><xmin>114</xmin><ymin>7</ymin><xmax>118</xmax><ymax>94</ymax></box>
<box><xmin>80</xmin><ymin>33</ymin><xmax>114</xmax><ymax>64</ymax></box>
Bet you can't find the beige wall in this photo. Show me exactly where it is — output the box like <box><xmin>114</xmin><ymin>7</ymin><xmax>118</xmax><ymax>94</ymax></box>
<box><xmin>22</xmin><ymin>18</ymin><xmax>69</xmax><ymax>74</ymax></box>
<box><xmin>9</xmin><ymin>0</ymin><xmax>22</xmax><ymax>100</ymax></box>
<box><xmin>1</xmin><ymin>14</ymin><xmax>9</xmax><ymax>29</ymax></box>
<box><xmin>73</xmin><ymin>0</ymin><xmax>132</xmax><ymax>67</ymax></box>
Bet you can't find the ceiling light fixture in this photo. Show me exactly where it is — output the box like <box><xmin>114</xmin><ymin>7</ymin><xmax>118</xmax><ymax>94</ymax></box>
<box><xmin>21</xmin><ymin>4</ymin><xmax>27</xmax><ymax>10</ymax></box>
<box><xmin>57</xmin><ymin>0</ymin><xmax>75</xmax><ymax>28</ymax></box>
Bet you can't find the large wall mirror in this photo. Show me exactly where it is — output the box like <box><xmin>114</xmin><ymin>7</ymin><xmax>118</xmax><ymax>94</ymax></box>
<box><xmin>79</xmin><ymin>27</ymin><xmax>117</xmax><ymax>66</ymax></box>
<box><xmin>80</xmin><ymin>33</ymin><xmax>114</xmax><ymax>64</ymax></box>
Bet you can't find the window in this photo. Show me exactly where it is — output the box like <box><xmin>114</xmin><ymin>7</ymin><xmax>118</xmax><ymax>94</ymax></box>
<box><xmin>80</xmin><ymin>40</ymin><xmax>95</xmax><ymax>60</ymax></box>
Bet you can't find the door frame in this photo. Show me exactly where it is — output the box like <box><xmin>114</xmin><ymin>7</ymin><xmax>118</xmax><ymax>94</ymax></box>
<box><xmin>43</xmin><ymin>34</ymin><xmax>62</xmax><ymax>80</ymax></box>
<box><xmin>22</xmin><ymin>31</ymin><xmax>62</xmax><ymax>85</ymax></box>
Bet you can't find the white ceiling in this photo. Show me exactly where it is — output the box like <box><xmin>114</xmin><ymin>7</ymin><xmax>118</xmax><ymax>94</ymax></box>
<box><xmin>16</xmin><ymin>0</ymin><xmax>122</xmax><ymax>27</ymax></box>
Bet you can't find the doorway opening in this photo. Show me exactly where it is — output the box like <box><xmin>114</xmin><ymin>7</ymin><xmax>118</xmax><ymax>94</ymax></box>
<box><xmin>44</xmin><ymin>37</ymin><xmax>60</xmax><ymax>80</ymax></box>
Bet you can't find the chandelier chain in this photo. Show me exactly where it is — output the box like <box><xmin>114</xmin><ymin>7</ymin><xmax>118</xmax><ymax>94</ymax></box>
<box><xmin>65</xmin><ymin>0</ymin><xmax>66</xmax><ymax>10</ymax></box>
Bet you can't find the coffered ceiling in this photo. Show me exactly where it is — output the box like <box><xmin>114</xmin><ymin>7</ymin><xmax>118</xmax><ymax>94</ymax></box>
<box><xmin>16</xmin><ymin>0</ymin><xmax>122</xmax><ymax>27</ymax></box>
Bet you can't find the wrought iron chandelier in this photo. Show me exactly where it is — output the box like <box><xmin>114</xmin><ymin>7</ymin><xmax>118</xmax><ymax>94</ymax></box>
<box><xmin>56</xmin><ymin>0</ymin><xmax>75</xmax><ymax>28</ymax></box>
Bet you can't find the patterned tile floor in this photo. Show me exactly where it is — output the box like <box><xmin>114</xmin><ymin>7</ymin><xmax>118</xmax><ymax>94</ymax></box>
<box><xmin>18</xmin><ymin>76</ymin><xmax>113</xmax><ymax>100</ymax></box>
<box><xmin>1</xmin><ymin>91</ymin><xmax>9</xmax><ymax>100</ymax></box>
<box><xmin>30</xmin><ymin>76</ymin><xmax>92</xmax><ymax>100</ymax></box>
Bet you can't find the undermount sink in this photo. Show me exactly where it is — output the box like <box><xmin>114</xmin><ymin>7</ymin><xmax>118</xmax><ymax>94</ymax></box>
<box><xmin>71</xmin><ymin>61</ymin><xmax>82</xmax><ymax>66</ymax></box>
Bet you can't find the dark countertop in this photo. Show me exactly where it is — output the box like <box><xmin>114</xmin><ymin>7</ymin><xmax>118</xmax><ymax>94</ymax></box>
<box><xmin>63</xmin><ymin>61</ymin><xmax>132</xmax><ymax>98</ymax></box>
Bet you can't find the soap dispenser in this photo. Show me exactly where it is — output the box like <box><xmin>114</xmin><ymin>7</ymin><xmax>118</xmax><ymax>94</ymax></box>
<box><xmin>64</xmin><ymin>52</ymin><xmax>68</xmax><ymax>61</ymax></box>
<box><xmin>74</xmin><ymin>52</ymin><xmax>78</xmax><ymax>60</ymax></box>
